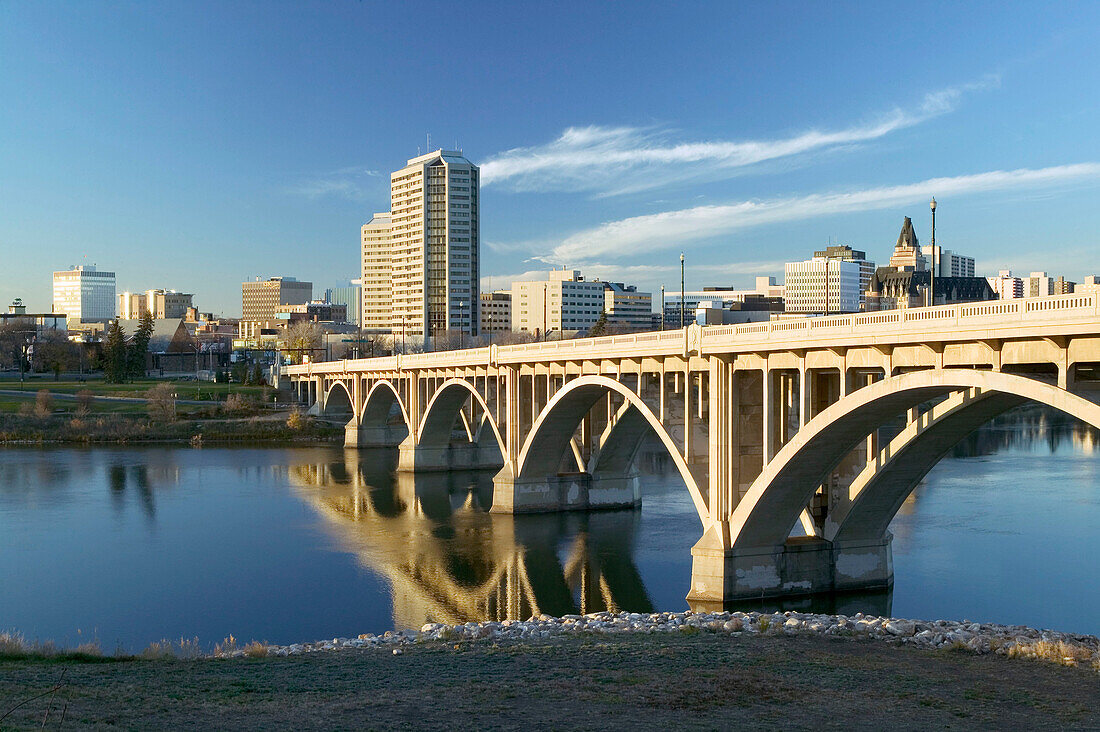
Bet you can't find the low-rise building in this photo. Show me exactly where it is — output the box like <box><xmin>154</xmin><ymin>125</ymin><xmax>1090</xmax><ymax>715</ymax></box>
<box><xmin>479</xmin><ymin>291</ymin><xmax>512</xmax><ymax>334</ymax></box>
<box><xmin>662</xmin><ymin>277</ymin><xmax>784</xmax><ymax>328</ymax></box>
<box><xmin>603</xmin><ymin>282</ymin><xmax>652</xmax><ymax>331</ymax></box>
<box><xmin>242</xmin><ymin>277</ymin><xmax>312</xmax><ymax>321</ymax></box>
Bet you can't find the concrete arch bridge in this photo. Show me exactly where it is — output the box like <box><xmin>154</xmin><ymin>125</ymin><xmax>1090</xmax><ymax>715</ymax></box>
<box><xmin>282</xmin><ymin>295</ymin><xmax>1100</xmax><ymax>604</ymax></box>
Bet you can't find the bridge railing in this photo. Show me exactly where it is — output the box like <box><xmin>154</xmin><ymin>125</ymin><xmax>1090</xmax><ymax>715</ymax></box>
<box><xmin>284</xmin><ymin>293</ymin><xmax>1100</xmax><ymax>375</ymax></box>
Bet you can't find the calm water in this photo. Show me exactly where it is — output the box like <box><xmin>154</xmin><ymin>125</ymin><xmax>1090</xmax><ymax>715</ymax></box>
<box><xmin>1</xmin><ymin>408</ymin><xmax>1098</xmax><ymax>651</ymax></box>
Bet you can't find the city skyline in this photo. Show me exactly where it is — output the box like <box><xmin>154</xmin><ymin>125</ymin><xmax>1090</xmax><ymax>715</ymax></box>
<box><xmin>3</xmin><ymin>3</ymin><xmax>1100</xmax><ymax>316</ymax></box>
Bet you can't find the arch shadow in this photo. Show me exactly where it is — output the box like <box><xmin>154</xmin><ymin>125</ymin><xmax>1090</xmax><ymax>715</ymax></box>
<box><xmin>356</xmin><ymin>379</ymin><xmax>412</xmax><ymax>446</ymax></box>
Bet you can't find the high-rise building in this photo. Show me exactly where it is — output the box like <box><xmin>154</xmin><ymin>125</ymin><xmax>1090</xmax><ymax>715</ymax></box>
<box><xmin>512</xmin><ymin>270</ymin><xmax>605</xmax><ymax>336</ymax></box>
<box><xmin>602</xmin><ymin>282</ymin><xmax>653</xmax><ymax>330</ymax></box>
<box><xmin>326</xmin><ymin>280</ymin><xmax>361</xmax><ymax>325</ymax></box>
<box><xmin>361</xmin><ymin>213</ymin><xmax>393</xmax><ymax>333</ymax></box>
<box><xmin>814</xmin><ymin>245</ymin><xmax>876</xmax><ymax>306</ymax></box>
<box><xmin>921</xmin><ymin>245</ymin><xmax>975</xmax><ymax>277</ymax></box>
<box><xmin>988</xmin><ymin>270</ymin><xmax>1024</xmax><ymax>300</ymax></box>
<box><xmin>53</xmin><ymin>265</ymin><xmax>116</xmax><ymax>323</ymax></box>
<box><xmin>118</xmin><ymin>289</ymin><xmax>194</xmax><ymax>319</ymax></box>
<box><xmin>1026</xmin><ymin>272</ymin><xmax>1055</xmax><ymax>298</ymax></box>
<box><xmin>241</xmin><ymin>277</ymin><xmax>312</xmax><ymax>321</ymax></box>
<box><xmin>1054</xmin><ymin>276</ymin><xmax>1077</xmax><ymax>295</ymax></box>
<box><xmin>118</xmin><ymin>292</ymin><xmax>148</xmax><ymax>320</ymax></box>
<box><xmin>388</xmin><ymin>149</ymin><xmax>479</xmax><ymax>339</ymax></box>
<box><xmin>479</xmin><ymin>291</ymin><xmax>512</xmax><ymax>335</ymax></box>
<box><xmin>783</xmin><ymin>259</ymin><xmax>861</xmax><ymax>314</ymax></box>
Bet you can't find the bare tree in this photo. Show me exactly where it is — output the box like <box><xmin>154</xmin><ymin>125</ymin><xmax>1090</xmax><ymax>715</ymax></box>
<box><xmin>285</xmin><ymin>321</ymin><xmax>322</xmax><ymax>364</ymax></box>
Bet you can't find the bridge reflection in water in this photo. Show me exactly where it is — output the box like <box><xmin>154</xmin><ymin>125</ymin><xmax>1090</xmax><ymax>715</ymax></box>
<box><xmin>290</xmin><ymin>449</ymin><xmax>658</xmax><ymax>628</ymax></box>
<box><xmin>288</xmin><ymin>448</ymin><xmax>891</xmax><ymax>628</ymax></box>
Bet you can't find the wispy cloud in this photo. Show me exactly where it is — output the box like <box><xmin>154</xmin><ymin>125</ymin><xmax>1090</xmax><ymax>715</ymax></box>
<box><xmin>480</xmin><ymin>77</ymin><xmax>999</xmax><ymax>195</ymax></box>
<box><xmin>530</xmin><ymin>163</ymin><xmax>1100</xmax><ymax>262</ymax></box>
<box><xmin>286</xmin><ymin>166</ymin><xmax>383</xmax><ymax>201</ymax></box>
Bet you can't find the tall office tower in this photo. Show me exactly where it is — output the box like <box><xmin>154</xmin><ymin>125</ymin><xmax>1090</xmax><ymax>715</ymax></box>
<box><xmin>814</xmin><ymin>245</ymin><xmax>876</xmax><ymax>306</ymax></box>
<box><xmin>389</xmin><ymin>149</ymin><xmax>479</xmax><ymax>339</ymax></box>
<box><xmin>360</xmin><ymin>213</ymin><xmax>393</xmax><ymax>334</ymax></box>
<box><xmin>241</xmin><ymin>276</ymin><xmax>312</xmax><ymax>321</ymax></box>
<box><xmin>783</xmin><ymin>258</ymin><xmax>861</xmax><ymax>313</ymax></box>
<box><xmin>53</xmin><ymin>265</ymin><xmax>116</xmax><ymax>322</ymax></box>
<box><xmin>326</xmin><ymin>280</ymin><xmax>362</xmax><ymax>325</ymax></box>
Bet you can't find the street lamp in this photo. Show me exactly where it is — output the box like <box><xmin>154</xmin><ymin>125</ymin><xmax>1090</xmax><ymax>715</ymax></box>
<box><xmin>660</xmin><ymin>285</ymin><xmax>665</xmax><ymax>331</ymax></box>
<box><xmin>929</xmin><ymin>197</ymin><xmax>937</xmax><ymax>306</ymax></box>
<box><xmin>679</xmin><ymin>253</ymin><xmax>685</xmax><ymax>329</ymax></box>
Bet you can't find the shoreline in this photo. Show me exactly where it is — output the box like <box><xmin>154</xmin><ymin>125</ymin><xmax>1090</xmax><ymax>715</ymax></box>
<box><xmin>5</xmin><ymin>610</ymin><xmax>1098</xmax><ymax>672</ymax></box>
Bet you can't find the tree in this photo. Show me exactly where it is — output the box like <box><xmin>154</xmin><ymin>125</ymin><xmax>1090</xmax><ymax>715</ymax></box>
<box><xmin>286</xmin><ymin>321</ymin><xmax>322</xmax><ymax>364</ymax></box>
<box><xmin>103</xmin><ymin>321</ymin><xmax>128</xmax><ymax>383</ymax></box>
<box><xmin>588</xmin><ymin>312</ymin><xmax>609</xmax><ymax>337</ymax></box>
<box><xmin>128</xmin><ymin>310</ymin><xmax>154</xmax><ymax>379</ymax></box>
<box><xmin>250</xmin><ymin>364</ymin><xmax>266</xmax><ymax>386</ymax></box>
<box><xmin>32</xmin><ymin>331</ymin><xmax>78</xmax><ymax>380</ymax></box>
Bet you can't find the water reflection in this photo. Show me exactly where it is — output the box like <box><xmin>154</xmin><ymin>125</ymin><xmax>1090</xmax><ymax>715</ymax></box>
<box><xmin>950</xmin><ymin>405</ymin><xmax>1100</xmax><ymax>457</ymax></box>
<box><xmin>290</xmin><ymin>449</ymin><xmax>656</xmax><ymax>629</ymax></box>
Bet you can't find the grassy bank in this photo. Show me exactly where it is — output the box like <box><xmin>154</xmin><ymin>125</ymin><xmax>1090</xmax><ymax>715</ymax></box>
<box><xmin>1</xmin><ymin>634</ymin><xmax>1097</xmax><ymax>729</ymax></box>
<box><xmin>0</xmin><ymin>412</ymin><xmax>341</xmax><ymax>445</ymax></box>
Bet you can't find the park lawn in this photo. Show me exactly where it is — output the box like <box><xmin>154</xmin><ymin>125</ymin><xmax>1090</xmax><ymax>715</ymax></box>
<box><xmin>0</xmin><ymin>378</ymin><xmax>272</xmax><ymax>401</ymax></box>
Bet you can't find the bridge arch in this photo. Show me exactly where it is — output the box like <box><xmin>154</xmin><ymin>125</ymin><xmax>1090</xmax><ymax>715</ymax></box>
<box><xmin>730</xmin><ymin>369</ymin><xmax>1100</xmax><ymax>550</ymax></box>
<box><xmin>361</xmin><ymin>380</ymin><xmax>411</xmax><ymax>431</ymax></box>
<box><xmin>516</xmin><ymin>375</ymin><xmax>707</xmax><ymax>523</ymax></box>
<box><xmin>418</xmin><ymin>378</ymin><xmax>507</xmax><ymax>464</ymax></box>
<box><xmin>321</xmin><ymin>380</ymin><xmax>354</xmax><ymax>420</ymax></box>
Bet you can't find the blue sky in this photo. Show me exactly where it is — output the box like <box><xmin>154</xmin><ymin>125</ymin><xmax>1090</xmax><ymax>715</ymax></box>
<box><xmin>2</xmin><ymin>1</ymin><xmax>1099</xmax><ymax>316</ymax></box>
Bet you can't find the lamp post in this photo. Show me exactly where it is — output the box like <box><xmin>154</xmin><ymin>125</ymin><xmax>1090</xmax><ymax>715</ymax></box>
<box><xmin>660</xmin><ymin>285</ymin><xmax>665</xmax><ymax>331</ymax></box>
<box><xmin>930</xmin><ymin>197</ymin><xmax>937</xmax><ymax>306</ymax></box>
<box><xmin>679</xmin><ymin>253</ymin><xmax>685</xmax><ymax>329</ymax></box>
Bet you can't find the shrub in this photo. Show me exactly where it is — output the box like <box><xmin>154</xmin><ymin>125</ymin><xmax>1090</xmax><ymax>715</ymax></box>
<box><xmin>243</xmin><ymin>640</ymin><xmax>269</xmax><ymax>658</ymax></box>
<box><xmin>76</xmin><ymin>388</ymin><xmax>93</xmax><ymax>416</ymax></box>
<box><xmin>223</xmin><ymin>393</ymin><xmax>252</xmax><ymax>415</ymax></box>
<box><xmin>214</xmin><ymin>634</ymin><xmax>238</xmax><ymax>657</ymax></box>
<box><xmin>286</xmin><ymin>410</ymin><xmax>304</xmax><ymax>430</ymax></box>
<box><xmin>35</xmin><ymin>389</ymin><xmax>53</xmax><ymax>418</ymax></box>
<box><xmin>146</xmin><ymin>383</ymin><xmax>176</xmax><ymax>422</ymax></box>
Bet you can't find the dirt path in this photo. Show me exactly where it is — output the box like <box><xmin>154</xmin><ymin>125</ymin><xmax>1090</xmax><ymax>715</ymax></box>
<box><xmin>1</xmin><ymin>633</ymin><xmax>1096</xmax><ymax>730</ymax></box>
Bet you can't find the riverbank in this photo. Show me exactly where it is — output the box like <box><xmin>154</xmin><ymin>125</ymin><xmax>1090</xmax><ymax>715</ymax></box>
<box><xmin>0</xmin><ymin>412</ymin><xmax>342</xmax><ymax>445</ymax></box>
<box><xmin>2</xmin><ymin>621</ymin><xmax>1098</xmax><ymax>730</ymax></box>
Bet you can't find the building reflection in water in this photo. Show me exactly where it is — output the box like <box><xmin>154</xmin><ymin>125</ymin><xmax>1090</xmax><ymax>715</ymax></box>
<box><xmin>290</xmin><ymin>449</ymin><xmax>656</xmax><ymax>630</ymax></box>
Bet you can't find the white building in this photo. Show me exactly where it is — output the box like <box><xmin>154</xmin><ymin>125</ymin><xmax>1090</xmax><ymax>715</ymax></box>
<box><xmin>360</xmin><ymin>213</ymin><xmax>393</xmax><ymax>334</ymax></box>
<box><xmin>988</xmin><ymin>270</ymin><xmax>1024</xmax><ymax>300</ymax></box>
<box><xmin>388</xmin><ymin>149</ymin><xmax>479</xmax><ymax>339</ymax></box>
<box><xmin>1026</xmin><ymin>271</ymin><xmax>1056</xmax><ymax>298</ymax></box>
<box><xmin>921</xmin><ymin>245</ymin><xmax>975</xmax><ymax>277</ymax></box>
<box><xmin>603</xmin><ymin>282</ymin><xmax>652</xmax><ymax>330</ymax></box>
<box><xmin>783</xmin><ymin>258</ymin><xmax>861</xmax><ymax>314</ymax></box>
<box><xmin>814</xmin><ymin>245</ymin><xmax>876</xmax><ymax>306</ymax></box>
<box><xmin>479</xmin><ymin>291</ymin><xmax>512</xmax><ymax>334</ymax></box>
<box><xmin>662</xmin><ymin>277</ymin><xmax>784</xmax><ymax>328</ymax></box>
<box><xmin>53</xmin><ymin>265</ymin><xmax>116</xmax><ymax>323</ymax></box>
<box><xmin>512</xmin><ymin>270</ymin><xmax>605</xmax><ymax>336</ymax></box>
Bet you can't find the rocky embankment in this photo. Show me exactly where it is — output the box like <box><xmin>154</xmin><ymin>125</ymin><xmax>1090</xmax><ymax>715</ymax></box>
<box><xmin>230</xmin><ymin>610</ymin><xmax>1100</xmax><ymax>672</ymax></box>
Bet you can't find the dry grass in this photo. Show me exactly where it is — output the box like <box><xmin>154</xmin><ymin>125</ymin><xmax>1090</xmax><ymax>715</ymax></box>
<box><xmin>75</xmin><ymin>389</ymin><xmax>93</xmax><ymax>416</ymax></box>
<box><xmin>214</xmin><ymin>635</ymin><xmax>238</xmax><ymax>656</ymax></box>
<box><xmin>243</xmin><ymin>641</ymin><xmax>269</xmax><ymax>658</ymax></box>
<box><xmin>139</xmin><ymin>637</ymin><xmax>203</xmax><ymax>660</ymax></box>
<box><xmin>1007</xmin><ymin>639</ymin><xmax>1097</xmax><ymax>668</ymax></box>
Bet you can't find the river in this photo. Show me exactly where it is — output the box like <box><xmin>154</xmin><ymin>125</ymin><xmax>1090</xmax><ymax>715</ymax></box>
<box><xmin>0</xmin><ymin>407</ymin><xmax>1097</xmax><ymax>651</ymax></box>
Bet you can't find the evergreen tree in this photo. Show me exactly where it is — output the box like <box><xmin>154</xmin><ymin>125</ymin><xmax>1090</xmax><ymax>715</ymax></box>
<box><xmin>103</xmin><ymin>321</ymin><xmax>128</xmax><ymax>384</ymax></box>
<box><xmin>250</xmin><ymin>364</ymin><xmax>265</xmax><ymax>386</ymax></box>
<box><xmin>128</xmin><ymin>310</ymin><xmax>154</xmax><ymax>379</ymax></box>
<box><xmin>588</xmin><ymin>311</ymin><xmax>609</xmax><ymax>337</ymax></box>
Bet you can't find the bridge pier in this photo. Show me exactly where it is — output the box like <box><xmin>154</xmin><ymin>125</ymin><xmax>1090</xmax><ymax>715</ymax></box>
<box><xmin>490</xmin><ymin>468</ymin><xmax>641</xmax><ymax>514</ymax></box>
<box><xmin>686</xmin><ymin>530</ymin><xmax>893</xmax><ymax>604</ymax></box>
<box><xmin>344</xmin><ymin>423</ymin><xmax>408</xmax><ymax>448</ymax></box>
<box><xmin>397</xmin><ymin>437</ymin><xmax>505</xmax><ymax>472</ymax></box>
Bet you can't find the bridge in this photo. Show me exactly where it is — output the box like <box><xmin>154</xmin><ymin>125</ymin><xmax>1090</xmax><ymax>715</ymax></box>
<box><xmin>281</xmin><ymin>294</ymin><xmax>1100</xmax><ymax>605</ymax></box>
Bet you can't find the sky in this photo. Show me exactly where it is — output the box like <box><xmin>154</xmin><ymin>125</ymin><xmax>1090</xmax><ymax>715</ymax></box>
<box><xmin>2</xmin><ymin>1</ymin><xmax>1099</xmax><ymax>316</ymax></box>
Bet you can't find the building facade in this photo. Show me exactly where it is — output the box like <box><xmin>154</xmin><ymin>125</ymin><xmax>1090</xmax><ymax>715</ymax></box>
<box><xmin>662</xmin><ymin>277</ymin><xmax>785</xmax><ymax>328</ymax></box>
<box><xmin>783</xmin><ymin>259</ymin><xmax>861</xmax><ymax>314</ymax></box>
<box><xmin>602</xmin><ymin>282</ymin><xmax>653</xmax><ymax>330</ymax></box>
<box><xmin>813</xmin><ymin>245</ymin><xmax>876</xmax><ymax>305</ymax></box>
<box><xmin>388</xmin><ymin>149</ymin><xmax>479</xmax><ymax>339</ymax></box>
<box><xmin>887</xmin><ymin>218</ymin><xmax>928</xmax><ymax>271</ymax></box>
<box><xmin>53</xmin><ymin>265</ymin><xmax>116</xmax><ymax>323</ymax></box>
<box><xmin>1026</xmin><ymin>272</ymin><xmax>1056</xmax><ymax>298</ymax></box>
<box><xmin>988</xmin><ymin>270</ymin><xmax>1024</xmax><ymax>300</ymax></box>
<box><xmin>512</xmin><ymin>270</ymin><xmax>604</xmax><ymax>336</ymax></box>
<box><xmin>361</xmin><ymin>213</ymin><xmax>393</xmax><ymax>333</ymax></box>
<box><xmin>921</xmin><ymin>245</ymin><xmax>975</xmax><ymax>277</ymax></box>
<box><xmin>479</xmin><ymin>291</ymin><xmax>512</xmax><ymax>335</ymax></box>
<box><xmin>241</xmin><ymin>277</ymin><xmax>312</xmax><ymax>321</ymax></box>
<box><xmin>326</xmin><ymin>281</ymin><xmax>361</xmax><ymax>325</ymax></box>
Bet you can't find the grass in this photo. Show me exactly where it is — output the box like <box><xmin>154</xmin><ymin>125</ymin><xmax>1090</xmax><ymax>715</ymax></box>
<box><xmin>2</xmin><ymin>633</ymin><xmax>1099</xmax><ymax>729</ymax></box>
